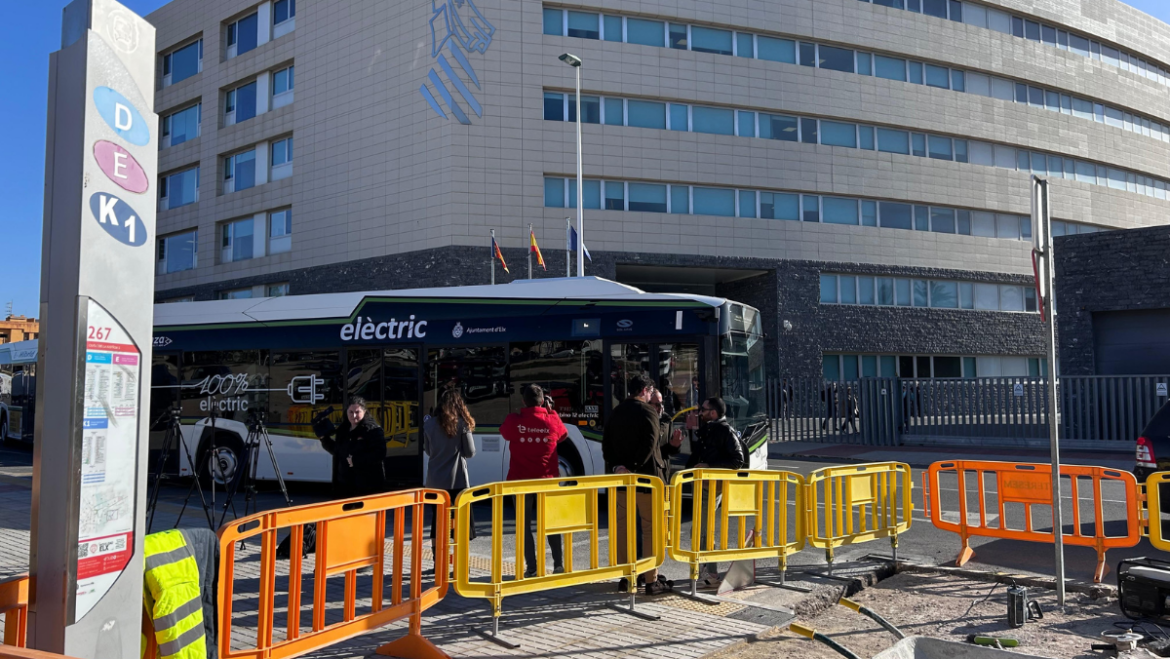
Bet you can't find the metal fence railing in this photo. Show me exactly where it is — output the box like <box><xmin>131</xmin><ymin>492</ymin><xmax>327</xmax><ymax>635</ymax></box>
<box><xmin>767</xmin><ymin>375</ymin><xmax>1170</xmax><ymax>446</ymax></box>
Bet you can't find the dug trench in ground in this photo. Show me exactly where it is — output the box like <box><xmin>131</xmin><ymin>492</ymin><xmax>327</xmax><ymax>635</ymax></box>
<box><xmin>702</xmin><ymin>571</ymin><xmax>1154</xmax><ymax>659</ymax></box>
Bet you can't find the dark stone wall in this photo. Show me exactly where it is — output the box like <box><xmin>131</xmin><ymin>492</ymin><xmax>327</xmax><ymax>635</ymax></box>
<box><xmin>159</xmin><ymin>246</ymin><xmax>1047</xmax><ymax>380</ymax></box>
<box><xmin>1055</xmin><ymin>226</ymin><xmax>1170</xmax><ymax>375</ymax></box>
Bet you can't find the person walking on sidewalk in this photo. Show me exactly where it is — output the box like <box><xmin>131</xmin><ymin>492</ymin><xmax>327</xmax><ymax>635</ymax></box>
<box><xmin>843</xmin><ymin>385</ymin><xmax>861</xmax><ymax>434</ymax></box>
<box><xmin>423</xmin><ymin>388</ymin><xmax>477</xmax><ymax>550</ymax></box>
<box><xmin>603</xmin><ymin>374</ymin><xmax>672</xmax><ymax>596</ymax></box>
<box><xmin>500</xmin><ymin>384</ymin><xmax>568</xmax><ymax>577</ymax></box>
<box><xmin>689</xmin><ymin>397</ymin><xmax>748</xmax><ymax>588</ymax></box>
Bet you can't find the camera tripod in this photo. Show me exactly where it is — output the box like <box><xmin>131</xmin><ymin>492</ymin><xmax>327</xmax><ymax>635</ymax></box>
<box><xmin>216</xmin><ymin>409</ymin><xmax>293</xmax><ymax>528</ymax></box>
<box><xmin>146</xmin><ymin>404</ymin><xmax>215</xmax><ymax>532</ymax></box>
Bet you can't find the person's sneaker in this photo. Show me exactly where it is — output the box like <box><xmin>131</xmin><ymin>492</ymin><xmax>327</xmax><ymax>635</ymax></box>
<box><xmin>524</xmin><ymin>568</ymin><xmax>537</xmax><ymax>578</ymax></box>
<box><xmin>553</xmin><ymin>566</ymin><xmax>566</xmax><ymax>574</ymax></box>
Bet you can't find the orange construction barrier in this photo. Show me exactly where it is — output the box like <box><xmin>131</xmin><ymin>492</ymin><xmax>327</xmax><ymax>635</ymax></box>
<box><xmin>0</xmin><ymin>574</ymin><xmax>28</xmax><ymax>648</ymax></box>
<box><xmin>922</xmin><ymin>460</ymin><xmax>1141</xmax><ymax>582</ymax></box>
<box><xmin>217</xmin><ymin>488</ymin><xmax>451</xmax><ymax>659</ymax></box>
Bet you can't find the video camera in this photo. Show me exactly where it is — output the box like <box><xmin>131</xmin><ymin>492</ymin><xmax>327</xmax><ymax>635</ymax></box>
<box><xmin>311</xmin><ymin>406</ymin><xmax>336</xmax><ymax>440</ymax></box>
<box><xmin>246</xmin><ymin>406</ymin><xmax>267</xmax><ymax>431</ymax></box>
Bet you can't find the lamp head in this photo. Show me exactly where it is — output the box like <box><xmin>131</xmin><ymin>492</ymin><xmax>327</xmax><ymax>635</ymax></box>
<box><xmin>559</xmin><ymin>52</ymin><xmax>582</xmax><ymax>67</ymax></box>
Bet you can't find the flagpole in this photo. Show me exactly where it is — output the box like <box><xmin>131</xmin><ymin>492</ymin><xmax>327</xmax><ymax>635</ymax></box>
<box><xmin>566</xmin><ymin>218</ymin><xmax>571</xmax><ymax>278</ymax></box>
<box><xmin>528</xmin><ymin>224</ymin><xmax>533</xmax><ymax>280</ymax></box>
<box><xmin>490</xmin><ymin>229</ymin><xmax>496</xmax><ymax>286</ymax></box>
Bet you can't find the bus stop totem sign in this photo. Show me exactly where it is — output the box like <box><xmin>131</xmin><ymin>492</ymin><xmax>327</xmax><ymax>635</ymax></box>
<box><xmin>32</xmin><ymin>1</ymin><xmax>157</xmax><ymax>657</ymax></box>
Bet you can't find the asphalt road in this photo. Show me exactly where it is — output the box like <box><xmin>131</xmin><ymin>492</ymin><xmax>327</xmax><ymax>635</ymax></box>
<box><xmin>0</xmin><ymin>442</ymin><xmax>1152</xmax><ymax>586</ymax></box>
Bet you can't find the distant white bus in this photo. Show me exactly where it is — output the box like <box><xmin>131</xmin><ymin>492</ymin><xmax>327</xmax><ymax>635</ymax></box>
<box><xmin>145</xmin><ymin>277</ymin><xmax>766</xmax><ymax>489</ymax></box>
<box><xmin>0</xmin><ymin>340</ymin><xmax>38</xmax><ymax>444</ymax></box>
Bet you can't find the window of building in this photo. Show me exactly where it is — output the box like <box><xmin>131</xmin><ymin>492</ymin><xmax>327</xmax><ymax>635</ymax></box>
<box><xmin>604</xmin><ymin>181</ymin><xmax>624</xmax><ymax>210</ymax></box>
<box><xmin>567</xmin><ymin>11</ymin><xmax>599</xmax><ymax>39</ymax></box>
<box><xmin>221</xmin><ymin>218</ymin><xmax>254</xmax><ymax>263</ymax></box>
<box><xmin>625</xmin><ymin>18</ymin><xmax>665</xmax><ymax>47</ymax></box>
<box><xmin>162</xmin><ymin>104</ymin><xmax>200</xmax><ymax>148</ymax></box>
<box><xmin>627</xmin><ymin>100</ymin><xmax>666</xmax><ymax>129</ymax></box>
<box><xmin>269</xmin><ymin>208</ymin><xmax>292</xmax><ymax>254</ymax></box>
<box><xmin>817</xmin><ymin>45</ymin><xmax>855</xmax><ymax>73</ymax></box>
<box><xmin>757</xmin><ymin>36</ymin><xmax>795</xmax><ymax>63</ymax></box>
<box><xmin>157</xmin><ymin>230</ymin><xmax>197</xmax><ymax>275</ymax></box>
<box><xmin>692</xmin><ymin>106</ymin><xmax>733</xmax><ymax>135</ymax></box>
<box><xmin>226</xmin><ymin>13</ymin><xmax>259</xmax><ymax>59</ymax></box>
<box><xmin>218</xmin><ymin>288</ymin><xmax>254</xmax><ymax>300</ymax></box>
<box><xmin>542</xmin><ymin>8</ymin><xmax>562</xmax><ymax>36</ymax></box>
<box><xmin>162</xmin><ymin>296</ymin><xmax>195</xmax><ymax>303</ymax></box>
<box><xmin>692</xmin><ymin>188</ymin><xmax>734</xmax><ymax>217</ymax></box>
<box><xmin>162</xmin><ymin>39</ymin><xmax>202</xmax><ymax>87</ymax></box>
<box><xmin>274</xmin><ymin>0</ymin><xmax>296</xmax><ymax>37</ymax></box>
<box><xmin>690</xmin><ymin>26</ymin><xmax>733</xmax><ymax>55</ymax></box>
<box><xmin>272</xmin><ymin>65</ymin><xmax>294</xmax><ymax>108</ymax></box>
<box><xmin>271</xmin><ymin>137</ymin><xmax>293</xmax><ymax>180</ymax></box>
<box><xmin>225</xmin><ymin>81</ymin><xmax>258</xmax><ymax>126</ymax></box>
<box><xmin>267</xmin><ymin>283</ymin><xmax>290</xmax><ymax>297</ymax></box>
<box><xmin>224</xmin><ymin>149</ymin><xmax>256</xmax><ymax>193</ymax></box>
<box><xmin>160</xmin><ymin>166</ymin><xmax>199</xmax><ymax>210</ymax></box>
<box><xmin>628</xmin><ymin>183</ymin><xmax>667</xmax><ymax>212</ymax></box>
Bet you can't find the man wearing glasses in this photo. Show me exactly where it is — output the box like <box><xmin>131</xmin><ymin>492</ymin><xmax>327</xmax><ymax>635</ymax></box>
<box><xmin>688</xmin><ymin>397</ymin><xmax>747</xmax><ymax>588</ymax></box>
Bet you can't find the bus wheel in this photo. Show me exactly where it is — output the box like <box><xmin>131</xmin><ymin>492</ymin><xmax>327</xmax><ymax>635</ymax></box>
<box><xmin>198</xmin><ymin>434</ymin><xmax>245</xmax><ymax>490</ymax></box>
<box><xmin>557</xmin><ymin>442</ymin><xmax>584</xmax><ymax>478</ymax></box>
<box><xmin>0</xmin><ymin>416</ymin><xmax>8</xmax><ymax>446</ymax></box>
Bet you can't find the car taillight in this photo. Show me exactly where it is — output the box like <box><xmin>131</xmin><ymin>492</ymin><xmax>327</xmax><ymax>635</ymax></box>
<box><xmin>1137</xmin><ymin>436</ymin><xmax>1156</xmax><ymax>468</ymax></box>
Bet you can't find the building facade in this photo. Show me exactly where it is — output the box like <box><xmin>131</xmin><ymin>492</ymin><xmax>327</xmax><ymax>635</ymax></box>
<box><xmin>147</xmin><ymin>0</ymin><xmax>1170</xmax><ymax>380</ymax></box>
<box><xmin>0</xmin><ymin>316</ymin><xmax>39</xmax><ymax>344</ymax></box>
<box><xmin>1055</xmin><ymin>225</ymin><xmax>1170</xmax><ymax>376</ymax></box>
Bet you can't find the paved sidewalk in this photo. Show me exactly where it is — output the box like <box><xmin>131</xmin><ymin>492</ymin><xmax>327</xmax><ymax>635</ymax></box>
<box><xmin>768</xmin><ymin>440</ymin><xmax>1133</xmax><ymax>470</ymax></box>
<box><xmin>0</xmin><ymin>471</ymin><xmax>776</xmax><ymax>659</ymax></box>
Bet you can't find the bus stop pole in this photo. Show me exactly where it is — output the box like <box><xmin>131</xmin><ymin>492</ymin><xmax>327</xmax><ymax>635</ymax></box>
<box><xmin>30</xmin><ymin>1</ymin><xmax>158</xmax><ymax>656</ymax></box>
<box><xmin>1033</xmin><ymin>176</ymin><xmax>1066</xmax><ymax>608</ymax></box>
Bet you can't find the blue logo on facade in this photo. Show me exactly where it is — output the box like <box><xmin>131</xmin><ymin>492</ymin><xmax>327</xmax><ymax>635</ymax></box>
<box><xmin>89</xmin><ymin>192</ymin><xmax>147</xmax><ymax>247</ymax></box>
<box><xmin>421</xmin><ymin>0</ymin><xmax>495</xmax><ymax>125</ymax></box>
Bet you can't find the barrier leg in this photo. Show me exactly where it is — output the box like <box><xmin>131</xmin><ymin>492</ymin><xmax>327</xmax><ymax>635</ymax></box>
<box><xmin>376</xmin><ymin>611</ymin><xmax>450</xmax><ymax>659</ymax></box>
<box><xmin>955</xmin><ymin>534</ymin><xmax>975</xmax><ymax>567</ymax></box>
<box><xmin>475</xmin><ymin>599</ymin><xmax>521</xmax><ymax>649</ymax></box>
<box><xmin>1094</xmin><ymin>548</ymin><xmax>1108</xmax><ymax>584</ymax></box>
<box><xmin>607</xmin><ymin>592</ymin><xmax>661</xmax><ymax>621</ymax></box>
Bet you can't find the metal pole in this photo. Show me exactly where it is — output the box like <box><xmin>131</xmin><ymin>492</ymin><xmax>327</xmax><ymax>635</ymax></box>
<box><xmin>1034</xmin><ymin>176</ymin><xmax>1065</xmax><ymax>608</ymax></box>
<box><xmin>490</xmin><ymin>229</ymin><xmax>495</xmax><ymax>286</ymax></box>
<box><xmin>528</xmin><ymin>224</ymin><xmax>533</xmax><ymax>280</ymax></box>
<box><xmin>575</xmin><ymin>65</ymin><xmax>584</xmax><ymax>277</ymax></box>
<box><xmin>566</xmin><ymin>217</ymin><xmax>571</xmax><ymax>278</ymax></box>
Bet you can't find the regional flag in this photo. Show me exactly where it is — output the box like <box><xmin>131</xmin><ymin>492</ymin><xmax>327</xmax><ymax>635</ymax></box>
<box><xmin>492</xmin><ymin>235</ymin><xmax>509</xmax><ymax>273</ymax></box>
<box><xmin>530</xmin><ymin>229</ymin><xmax>546</xmax><ymax>270</ymax></box>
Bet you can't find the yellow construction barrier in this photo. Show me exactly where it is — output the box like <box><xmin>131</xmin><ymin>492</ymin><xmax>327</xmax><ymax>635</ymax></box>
<box><xmin>807</xmin><ymin>462</ymin><xmax>913</xmax><ymax>565</ymax></box>
<box><xmin>1144</xmin><ymin>472</ymin><xmax>1170</xmax><ymax>552</ymax></box>
<box><xmin>452</xmin><ymin>474</ymin><xmax>665</xmax><ymax>645</ymax></box>
<box><xmin>667</xmin><ymin>469</ymin><xmax>806</xmax><ymax>587</ymax></box>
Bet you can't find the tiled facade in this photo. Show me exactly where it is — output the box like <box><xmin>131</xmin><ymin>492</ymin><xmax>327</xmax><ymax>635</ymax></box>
<box><xmin>147</xmin><ymin>0</ymin><xmax>1170</xmax><ymax>379</ymax></box>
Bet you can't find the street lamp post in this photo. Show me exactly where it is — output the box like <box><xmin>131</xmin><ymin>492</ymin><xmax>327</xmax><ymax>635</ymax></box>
<box><xmin>560</xmin><ymin>52</ymin><xmax>584</xmax><ymax>277</ymax></box>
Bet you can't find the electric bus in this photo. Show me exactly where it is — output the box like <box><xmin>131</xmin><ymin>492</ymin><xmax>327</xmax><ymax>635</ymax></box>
<box><xmin>148</xmin><ymin>277</ymin><xmax>766</xmax><ymax>488</ymax></box>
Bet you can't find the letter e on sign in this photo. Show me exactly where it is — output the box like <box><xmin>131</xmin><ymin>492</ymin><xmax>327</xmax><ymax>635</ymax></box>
<box><xmin>93</xmin><ymin>141</ymin><xmax>148</xmax><ymax>193</ymax></box>
<box><xmin>88</xmin><ymin>192</ymin><xmax>147</xmax><ymax>246</ymax></box>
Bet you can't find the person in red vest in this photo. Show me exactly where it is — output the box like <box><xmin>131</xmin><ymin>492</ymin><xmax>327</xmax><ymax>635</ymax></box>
<box><xmin>500</xmin><ymin>383</ymin><xmax>568</xmax><ymax>576</ymax></box>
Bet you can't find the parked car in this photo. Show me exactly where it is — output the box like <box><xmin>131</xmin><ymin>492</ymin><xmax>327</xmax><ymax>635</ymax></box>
<box><xmin>1136</xmin><ymin>399</ymin><xmax>1170</xmax><ymax>512</ymax></box>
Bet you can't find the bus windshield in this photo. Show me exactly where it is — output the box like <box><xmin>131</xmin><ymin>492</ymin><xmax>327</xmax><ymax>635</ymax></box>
<box><xmin>721</xmin><ymin>306</ymin><xmax>766</xmax><ymax>433</ymax></box>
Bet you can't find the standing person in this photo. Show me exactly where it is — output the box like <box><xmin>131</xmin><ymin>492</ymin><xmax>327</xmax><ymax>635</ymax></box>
<box><xmin>688</xmin><ymin>397</ymin><xmax>748</xmax><ymax>588</ymax></box>
<box><xmin>423</xmin><ymin>388</ymin><xmax>477</xmax><ymax>549</ymax></box>
<box><xmin>320</xmin><ymin>397</ymin><xmax>387</xmax><ymax>499</ymax></box>
<box><xmin>651</xmin><ymin>388</ymin><xmax>685</xmax><ymax>482</ymax></box>
<box><xmin>821</xmin><ymin>381</ymin><xmax>840</xmax><ymax>432</ymax></box>
<box><xmin>500</xmin><ymin>384</ymin><xmax>568</xmax><ymax>576</ymax></box>
<box><xmin>603</xmin><ymin>374</ymin><xmax>671</xmax><ymax>596</ymax></box>
<box><xmin>843</xmin><ymin>385</ymin><xmax>860</xmax><ymax>434</ymax></box>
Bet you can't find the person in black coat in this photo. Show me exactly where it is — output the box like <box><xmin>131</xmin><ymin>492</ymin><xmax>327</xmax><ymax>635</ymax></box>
<box><xmin>687</xmin><ymin>397</ymin><xmax>746</xmax><ymax>470</ymax></box>
<box><xmin>321</xmin><ymin>396</ymin><xmax>387</xmax><ymax>498</ymax></box>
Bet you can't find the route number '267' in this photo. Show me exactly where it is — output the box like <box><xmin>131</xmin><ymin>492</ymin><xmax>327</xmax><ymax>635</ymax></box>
<box><xmin>88</xmin><ymin>326</ymin><xmax>113</xmax><ymax>341</ymax></box>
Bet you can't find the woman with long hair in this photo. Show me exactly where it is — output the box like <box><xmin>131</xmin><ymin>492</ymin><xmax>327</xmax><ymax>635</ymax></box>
<box><xmin>423</xmin><ymin>388</ymin><xmax>477</xmax><ymax>543</ymax></box>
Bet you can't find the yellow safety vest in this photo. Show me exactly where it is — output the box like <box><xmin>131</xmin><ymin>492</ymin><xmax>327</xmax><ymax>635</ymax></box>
<box><xmin>143</xmin><ymin>530</ymin><xmax>206</xmax><ymax>659</ymax></box>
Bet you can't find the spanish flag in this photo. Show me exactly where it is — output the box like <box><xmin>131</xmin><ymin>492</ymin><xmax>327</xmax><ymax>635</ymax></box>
<box><xmin>492</xmin><ymin>234</ymin><xmax>509</xmax><ymax>273</ymax></box>
<box><xmin>530</xmin><ymin>229</ymin><xmax>546</xmax><ymax>270</ymax></box>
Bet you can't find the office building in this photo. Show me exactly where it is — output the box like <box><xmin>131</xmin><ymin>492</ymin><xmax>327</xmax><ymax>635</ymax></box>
<box><xmin>147</xmin><ymin>0</ymin><xmax>1170</xmax><ymax>380</ymax></box>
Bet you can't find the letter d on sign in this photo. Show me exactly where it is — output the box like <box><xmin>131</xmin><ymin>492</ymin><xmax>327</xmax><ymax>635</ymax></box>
<box><xmin>115</xmin><ymin>103</ymin><xmax>132</xmax><ymax>130</ymax></box>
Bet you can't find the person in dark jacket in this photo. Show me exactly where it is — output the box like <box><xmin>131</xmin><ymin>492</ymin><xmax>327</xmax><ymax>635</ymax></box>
<box><xmin>602</xmin><ymin>374</ymin><xmax>670</xmax><ymax>595</ymax></box>
<box><xmin>688</xmin><ymin>397</ymin><xmax>746</xmax><ymax>470</ymax></box>
<box><xmin>690</xmin><ymin>397</ymin><xmax>747</xmax><ymax>588</ymax></box>
<box><xmin>321</xmin><ymin>396</ymin><xmax>387</xmax><ymax>498</ymax></box>
<box><xmin>651</xmin><ymin>388</ymin><xmax>683</xmax><ymax>482</ymax></box>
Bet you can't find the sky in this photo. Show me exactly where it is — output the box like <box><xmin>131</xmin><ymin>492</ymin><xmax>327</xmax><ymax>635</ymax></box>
<box><xmin>0</xmin><ymin>1</ymin><xmax>1168</xmax><ymax>320</ymax></box>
